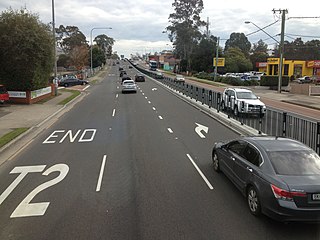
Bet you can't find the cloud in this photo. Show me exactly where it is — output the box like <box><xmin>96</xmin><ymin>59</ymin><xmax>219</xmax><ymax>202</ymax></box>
<box><xmin>1</xmin><ymin>0</ymin><xmax>320</xmax><ymax>58</ymax></box>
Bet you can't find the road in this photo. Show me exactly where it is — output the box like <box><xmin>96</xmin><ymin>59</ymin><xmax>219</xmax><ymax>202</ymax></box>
<box><xmin>0</xmin><ymin>61</ymin><xmax>319</xmax><ymax>239</ymax></box>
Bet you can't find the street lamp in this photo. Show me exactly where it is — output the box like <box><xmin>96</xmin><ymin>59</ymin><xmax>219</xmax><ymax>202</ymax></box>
<box><xmin>245</xmin><ymin>21</ymin><xmax>283</xmax><ymax>93</ymax></box>
<box><xmin>90</xmin><ymin>27</ymin><xmax>112</xmax><ymax>75</ymax></box>
<box><xmin>52</xmin><ymin>0</ymin><xmax>58</xmax><ymax>96</ymax></box>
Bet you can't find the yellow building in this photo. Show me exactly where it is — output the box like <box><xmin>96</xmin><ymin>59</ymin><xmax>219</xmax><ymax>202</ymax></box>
<box><xmin>262</xmin><ymin>58</ymin><xmax>314</xmax><ymax>78</ymax></box>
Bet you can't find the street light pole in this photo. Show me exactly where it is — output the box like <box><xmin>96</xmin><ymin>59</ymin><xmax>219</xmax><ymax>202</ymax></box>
<box><xmin>52</xmin><ymin>0</ymin><xmax>57</xmax><ymax>96</ymax></box>
<box><xmin>90</xmin><ymin>27</ymin><xmax>112</xmax><ymax>76</ymax></box>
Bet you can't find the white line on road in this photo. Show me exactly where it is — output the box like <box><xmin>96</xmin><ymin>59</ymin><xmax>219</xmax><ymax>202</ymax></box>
<box><xmin>145</xmin><ymin>96</ymin><xmax>148</xmax><ymax>99</ymax></box>
<box><xmin>152</xmin><ymin>107</ymin><xmax>156</xmax><ymax>111</ymax></box>
<box><xmin>83</xmin><ymin>85</ymin><xmax>90</xmax><ymax>91</ymax></box>
<box><xmin>116</xmin><ymin>94</ymin><xmax>118</xmax><ymax>98</ymax></box>
<box><xmin>148</xmin><ymin>101</ymin><xmax>151</xmax><ymax>104</ymax></box>
<box><xmin>158</xmin><ymin>116</ymin><xmax>163</xmax><ymax>120</ymax></box>
<box><xmin>112</xmin><ymin>109</ymin><xmax>116</xmax><ymax>117</ymax></box>
<box><xmin>186</xmin><ymin>154</ymin><xmax>213</xmax><ymax>190</ymax></box>
<box><xmin>167</xmin><ymin>128</ymin><xmax>173</xmax><ymax>133</ymax></box>
<box><xmin>96</xmin><ymin>155</ymin><xmax>107</xmax><ymax>192</ymax></box>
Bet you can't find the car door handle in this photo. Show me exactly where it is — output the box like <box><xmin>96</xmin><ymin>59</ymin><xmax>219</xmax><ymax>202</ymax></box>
<box><xmin>246</xmin><ymin>167</ymin><xmax>253</xmax><ymax>172</ymax></box>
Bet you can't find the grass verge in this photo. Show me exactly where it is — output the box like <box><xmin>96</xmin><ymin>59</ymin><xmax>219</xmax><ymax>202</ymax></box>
<box><xmin>0</xmin><ymin>128</ymin><xmax>29</xmax><ymax>148</ymax></box>
<box><xmin>58</xmin><ymin>89</ymin><xmax>81</xmax><ymax>105</ymax></box>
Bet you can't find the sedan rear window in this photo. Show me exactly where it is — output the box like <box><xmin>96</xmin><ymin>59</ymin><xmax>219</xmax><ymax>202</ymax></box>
<box><xmin>268</xmin><ymin>150</ymin><xmax>320</xmax><ymax>175</ymax></box>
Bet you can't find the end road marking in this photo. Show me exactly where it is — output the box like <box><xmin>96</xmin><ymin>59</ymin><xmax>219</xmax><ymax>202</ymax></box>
<box><xmin>158</xmin><ymin>116</ymin><xmax>163</xmax><ymax>120</ymax></box>
<box><xmin>167</xmin><ymin>128</ymin><xmax>173</xmax><ymax>133</ymax></box>
<box><xmin>186</xmin><ymin>154</ymin><xmax>213</xmax><ymax>190</ymax></box>
<box><xmin>112</xmin><ymin>109</ymin><xmax>116</xmax><ymax>117</ymax></box>
<box><xmin>96</xmin><ymin>155</ymin><xmax>107</xmax><ymax>192</ymax></box>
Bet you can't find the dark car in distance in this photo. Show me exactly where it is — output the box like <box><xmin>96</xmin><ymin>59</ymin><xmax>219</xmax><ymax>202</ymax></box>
<box><xmin>135</xmin><ymin>74</ymin><xmax>145</xmax><ymax>82</ymax></box>
<box><xmin>59</xmin><ymin>78</ymin><xmax>88</xmax><ymax>87</ymax></box>
<box><xmin>212</xmin><ymin>136</ymin><xmax>320</xmax><ymax>222</ymax></box>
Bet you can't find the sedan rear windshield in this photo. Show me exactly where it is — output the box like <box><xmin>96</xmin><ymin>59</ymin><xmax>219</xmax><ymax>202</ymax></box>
<box><xmin>268</xmin><ymin>150</ymin><xmax>320</xmax><ymax>175</ymax></box>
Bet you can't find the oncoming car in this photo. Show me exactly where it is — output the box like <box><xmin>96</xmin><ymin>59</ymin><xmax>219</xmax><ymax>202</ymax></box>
<box><xmin>122</xmin><ymin>80</ymin><xmax>137</xmax><ymax>93</ymax></box>
<box><xmin>212</xmin><ymin>136</ymin><xmax>320</xmax><ymax>222</ymax></box>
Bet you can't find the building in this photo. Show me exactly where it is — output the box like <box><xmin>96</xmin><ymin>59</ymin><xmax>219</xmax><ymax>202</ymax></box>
<box><xmin>258</xmin><ymin>58</ymin><xmax>320</xmax><ymax>79</ymax></box>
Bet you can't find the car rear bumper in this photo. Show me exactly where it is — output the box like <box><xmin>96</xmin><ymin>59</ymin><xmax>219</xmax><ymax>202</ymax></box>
<box><xmin>263</xmin><ymin>201</ymin><xmax>320</xmax><ymax>222</ymax></box>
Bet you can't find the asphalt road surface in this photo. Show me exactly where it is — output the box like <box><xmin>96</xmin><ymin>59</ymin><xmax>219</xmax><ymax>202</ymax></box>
<box><xmin>0</xmin><ymin>62</ymin><xmax>320</xmax><ymax>240</ymax></box>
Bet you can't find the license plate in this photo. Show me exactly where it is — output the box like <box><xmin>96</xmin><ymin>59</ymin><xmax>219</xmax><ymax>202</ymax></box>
<box><xmin>312</xmin><ymin>193</ymin><xmax>320</xmax><ymax>201</ymax></box>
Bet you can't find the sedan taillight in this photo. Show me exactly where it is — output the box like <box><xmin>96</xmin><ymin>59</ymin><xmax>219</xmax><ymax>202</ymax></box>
<box><xmin>271</xmin><ymin>184</ymin><xmax>306</xmax><ymax>201</ymax></box>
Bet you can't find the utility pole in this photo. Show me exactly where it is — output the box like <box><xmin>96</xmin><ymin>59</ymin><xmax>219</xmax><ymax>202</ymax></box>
<box><xmin>214</xmin><ymin>37</ymin><xmax>220</xmax><ymax>81</ymax></box>
<box><xmin>273</xmin><ymin>9</ymin><xmax>288</xmax><ymax>93</ymax></box>
<box><xmin>206</xmin><ymin>17</ymin><xmax>210</xmax><ymax>37</ymax></box>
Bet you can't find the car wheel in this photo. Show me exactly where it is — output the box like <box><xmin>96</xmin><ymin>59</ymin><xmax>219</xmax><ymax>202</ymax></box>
<box><xmin>64</xmin><ymin>83</ymin><xmax>68</xmax><ymax>87</ymax></box>
<box><xmin>82</xmin><ymin>82</ymin><xmax>86</xmax><ymax>85</ymax></box>
<box><xmin>212</xmin><ymin>151</ymin><xmax>220</xmax><ymax>172</ymax></box>
<box><xmin>234</xmin><ymin>106</ymin><xmax>239</xmax><ymax>116</ymax></box>
<box><xmin>247</xmin><ymin>186</ymin><xmax>261</xmax><ymax>216</ymax></box>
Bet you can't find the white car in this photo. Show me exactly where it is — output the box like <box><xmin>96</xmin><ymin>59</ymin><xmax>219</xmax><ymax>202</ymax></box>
<box><xmin>221</xmin><ymin>88</ymin><xmax>266</xmax><ymax>117</ymax></box>
<box><xmin>122</xmin><ymin>80</ymin><xmax>137</xmax><ymax>93</ymax></box>
<box><xmin>174</xmin><ymin>74</ymin><xmax>185</xmax><ymax>83</ymax></box>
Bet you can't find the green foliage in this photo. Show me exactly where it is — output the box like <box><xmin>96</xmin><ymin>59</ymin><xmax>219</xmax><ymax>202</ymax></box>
<box><xmin>0</xmin><ymin>8</ymin><xmax>54</xmax><ymax>91</ymax></box>
<box><xmin>224</xmin><ymin>47</ymin><xmax>252</xmax><ymax>73</ymax></box>
<box><xmin>260</xmin><ymin>75</ymin><xmax>289</xmax><ymax>86</ymax></box>
<box><xmin>225</xmin><ymin>33</ymin><xmax>251</xmax><ymax>57</ymax></box>
<box><xmin>57</xmin><ymin>54</ymin><xmax>70</xmax><ymax>68</ymax></box>
<box><xmin>55</xmin><ymin>25</ymin><xmax>88</xmax><ymax>54</ymax></box>
<box><xmin>91</xmin><ymin>46</ymin><xmax>106</xmax><ymax>68</ymax></box>
<box><xmin>166</xmin><ymin>0</ymin><xmax>206</xmax><ymax>70</ymax></box>
<box><xmin>190</xmin><ymin>36</ymin><xmax>216</xmax><ymax>72</ymax></box>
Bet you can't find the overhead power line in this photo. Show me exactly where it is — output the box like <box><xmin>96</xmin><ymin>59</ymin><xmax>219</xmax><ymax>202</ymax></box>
<box><xmin>245</xmin><ymin>20</ymin><xmax>280</xmax><ymax>37</ymax></box>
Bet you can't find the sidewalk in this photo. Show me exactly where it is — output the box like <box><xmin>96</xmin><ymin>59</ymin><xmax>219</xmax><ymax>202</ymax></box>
<box><xmin>0</xmin><ymin>66</ymin><xmax>110</xmax><ymax>152</ymax></box>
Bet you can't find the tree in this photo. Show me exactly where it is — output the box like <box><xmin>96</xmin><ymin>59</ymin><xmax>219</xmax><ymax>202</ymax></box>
<box><xmin>225</xmin><ymin>33</ymin><xmax>251</xmax><ymax>58</ymax></box>
<box><xmin>94</xmin><ymin>34</ymin><xmax>114</xmax><ymax>54</ymax></box>
<box><xmin>166</xmin><ymin>0</ymin><xmax>206</xmax><ymax>71</ymax></box>
<box><xmin>56</xmin><ymin>25</ymin><xmax>88</xmax><ymax>54</ymax></box>
<box><xmin>250</xmin><ymin>39</ymin><xmax>269</xmax><ymax>70</ymax></box>
<box><xmin>0</xmin><ymin>8</ymin><xmax>54</xmax><ymax>91</ymax></box>
<box><xmin>57</xmin><ymin>54</ymin><xmax>70</xmax><ymax>68</ymax></box>
<box><xmin>224</xmin><ymin>47</ymin><xmax>252</xmax><ymax>73</ymax></box>
<box><xmin>91</xmin><ymin>46</ymin><xmax>106</xmax><ymax>68</ymax></box>
<box><xmin>69</xmin><ymin>45</ymin><xmax>89</xmax><ymax>69</ymax></box>
<box><xmin>190</xmin><ymin>35</ymin><xmax>218</xmax><ymax>72</ymax></box>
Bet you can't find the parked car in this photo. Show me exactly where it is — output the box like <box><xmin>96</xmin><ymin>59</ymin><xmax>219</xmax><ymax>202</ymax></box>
<box><xmin>174</xmin><ymin>74</ymin><xmax>185</xmax><ymax>83</ymax></box>
<box><xmin>122</xmin><ymin>80</ymin><xmax>137</xmax><ymax>93</ymax></box>
<box><xmin>155</xmin><ymin>71</ymin><xmax>164</xmax><ymax>79</ymax></box>
<box><xmin>59</xmin><ymin>78</ymin><xmax>89</xmax><ymax>87</ymax></box>
<box><xmin>212</xmin><ymin>136</ymin><xmax>320</xmax><ymax>222</ymax></box>
<box><xmin>135</xmin><ymin>74</ymin><xmax>145</xmax><ymax>82</ymax></box>
<box><xmin>0</xmin><ymin>85</ymin><xmax>9</xmax><ymax>104</ymax></box>
<box><xmin>294</xmin><ymin>76</ymin><xmax>312</xmax><ymax>84</ymax></box>
<box><xmin>220</xmin><ymin>88</ymin><xmax>266</xmax><ymax>117</ymax></box>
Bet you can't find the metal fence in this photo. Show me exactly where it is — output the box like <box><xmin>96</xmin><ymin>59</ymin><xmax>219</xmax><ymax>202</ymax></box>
<box><xmin>135</xmin><ymin>65</ymin><xmax>320</xmax><ymax>154</ymax></box>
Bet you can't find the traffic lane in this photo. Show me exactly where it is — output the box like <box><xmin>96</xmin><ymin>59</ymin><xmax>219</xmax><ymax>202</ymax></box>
<box><xmin>136</xmin><ymin>76</ymin><xmax>320</xmax><ymax>239</ymax></box>
<box><xmin>113</xmin><ymin>86</ymin><xmax>249</xmax><ymax>239</ymax></box>
<box><xmin>0</xmin><ymin>73</ymin><xmax>122</xmax><ymax>239</ymax></box>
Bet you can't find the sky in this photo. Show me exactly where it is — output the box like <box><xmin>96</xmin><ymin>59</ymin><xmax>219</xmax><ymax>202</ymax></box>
<box><xmin>1</xmin><ymin>0</ymin><xmax>320</xmax><ymax>58</ymax></box>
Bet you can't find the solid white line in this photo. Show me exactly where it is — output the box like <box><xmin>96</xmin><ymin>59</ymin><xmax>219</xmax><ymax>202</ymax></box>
<box><xmin>167</xmin><ymin>128</ymin><xmax>173</xmax><ymax>133</ymax></box>
<box><xmin>152</xmin><ymin>107</ymin><xmax>156</xmax><ymax>111</ymax></box>
<box><xmin>112</xmin><ymin>109</ymin><xmax>116</xmax><ymax>117</ymax></box>
<box><xmin>83</xmin><ymin>85</ymin><xmax>90</xmax><ymax>91</ymax></box>
<box><xmin>96</xmin><ymin>155</ymin><xmax>107</xmax><ymax>192</ymax></box>
<box><xmin>116</xmin><ymin>94</ymin><xmax>118</xmax><ymax>98</ymax></box>
<box><xmin>158</xmin><ymin>116</ymin><xmax>163</xmax><ymax>120</ymax></box>
<box><xmin>186</xmin><ymin>154</ymin><xmax>213</xmax><ymax>190</ymax></box>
